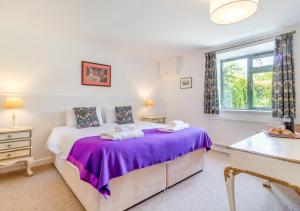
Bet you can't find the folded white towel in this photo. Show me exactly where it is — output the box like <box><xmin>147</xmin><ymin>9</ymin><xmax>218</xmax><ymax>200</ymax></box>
<box><xmin>159</xmin><ymin>123</ymin><xmax>190</xmax><ymax>132</ymax></box>
<box><xmin>167</xmin><ymin>120</ymin><xmax>185</xmax><ymax>127</ymax></box>
<box><xmin>115</xmin><ymin>124</ymin><xmax>137</xmax><ymax>132</ymax></box>
<box><xmin>100</xmin><ymin>129</ymin><xmax>144</xmax><ymax>141</ymax></box>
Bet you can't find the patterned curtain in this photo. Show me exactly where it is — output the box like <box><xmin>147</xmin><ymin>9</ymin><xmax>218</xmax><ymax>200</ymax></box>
<box><xmin>272</xmin><ymin>32</ymin><xmax>296</xmax><ymax>118</ymax></box>
<box><xmin>204</xmin><ymin>52</ymin><xmax>219</xmax><ymax>114</ymax></box>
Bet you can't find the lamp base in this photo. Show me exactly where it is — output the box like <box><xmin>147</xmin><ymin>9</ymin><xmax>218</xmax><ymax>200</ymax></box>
<box><xmin>147</xmin><ymin>108</ymin><xmax>155</xmax><ymax>116</ymax></box>
<box><xmin>11</xmin><ymin>111</ymin><xmax>17</xmax><ymax>128</ymax></box>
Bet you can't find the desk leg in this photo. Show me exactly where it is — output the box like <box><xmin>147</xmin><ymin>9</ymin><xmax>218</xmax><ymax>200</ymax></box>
<box><xmin>225</xmin><ymin>165</ymin><xmax>300</xmax><ymax>210</ymax></box>
<box><xmin>263</xmin><ymin>180</ymin><xmax>271</xmax><ymax>188</ymax></box>
<box><xmin>25</xmin><ymin>157</ymin><xmax>34</xmax><ymax>176</ymax></box>
<box><xmin>224</xmin><ymin>167</ymin><xmax>236</xmax><ymax>211</ymax></box>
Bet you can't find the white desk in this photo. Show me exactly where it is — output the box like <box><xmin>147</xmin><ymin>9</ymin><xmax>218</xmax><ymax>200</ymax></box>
<box><xmin>225</xmin><ymin>132</ymin><xmax>300</xmax><ymax>211</ymax></box>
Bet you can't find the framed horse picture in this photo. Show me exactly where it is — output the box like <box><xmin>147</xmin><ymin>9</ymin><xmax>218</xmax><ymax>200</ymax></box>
<box><xmin>82</xmin><ymin>61</ymin><xmax>111</xmax><ymax>87</ymax></box>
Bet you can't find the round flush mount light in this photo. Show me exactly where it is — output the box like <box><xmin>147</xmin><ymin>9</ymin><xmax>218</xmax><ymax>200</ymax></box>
<box><xmin>210</xmin><ymin>0</ymin><xmax>259</xmax><ymax>24</ymax></box>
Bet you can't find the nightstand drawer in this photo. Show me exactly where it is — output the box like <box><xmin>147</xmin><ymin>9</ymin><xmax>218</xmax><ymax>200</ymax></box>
<box><xmin>0</xmin><ymin>140</ymin><xmax>31</xmax><ymax>151</ymax></box>
<box><xmin>0</xmin><ymin>131</ymin><xmax>31</xmax><ymax>141</ymax></box>
<box><xmin>0</xmin><ymin>149</ymin><xmax>31</xmax><ymax>160</ymax></box>
<box><xmin>142</xmin><ymin>116</ymin><xmax>166</xmax><ymax>124</ymax></box>
<box><xmin>153</xmin><ymin>118</ymin><xmax>165</xmax><ymax>123</ymax></box>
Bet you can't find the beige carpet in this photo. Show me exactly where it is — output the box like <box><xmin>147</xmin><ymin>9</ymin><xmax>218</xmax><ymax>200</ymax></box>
<box><xmin>0</xmin><ymin>151</ymin><xmax>299</xmax><ymax>211</ymax></box>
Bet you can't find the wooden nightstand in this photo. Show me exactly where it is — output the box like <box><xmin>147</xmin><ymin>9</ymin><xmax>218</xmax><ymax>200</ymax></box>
<box><xmin>295</xmin><ymin>124</ymin><xmax>300</xmax><ymax>133</ymax></box>
<box><xmin>141</xmin><ymin>116</ymin><xmax>166</xmax><ymax>124</ymax></box>
<box><xmin>0</xmin><ymin>127</ymin><xmax>33</xmax><ymax>176</ymax></box>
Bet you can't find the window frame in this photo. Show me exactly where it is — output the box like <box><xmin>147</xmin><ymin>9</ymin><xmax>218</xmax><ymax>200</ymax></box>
<box><xmin>220</xmin><ymin>51</ymin><xmax>274</xmax><ymax>111</ymax></box>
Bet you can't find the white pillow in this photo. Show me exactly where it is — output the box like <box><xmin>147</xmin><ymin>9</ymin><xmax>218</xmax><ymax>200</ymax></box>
<box><xmin>103</xmin><ymin>105</ymin><xmax>117</xmax><ymax>123</ymax></box>
<box><xmin>66</xmin><ymin>106</ymin><xmax>104</xmax><ymax>126</ymax></box>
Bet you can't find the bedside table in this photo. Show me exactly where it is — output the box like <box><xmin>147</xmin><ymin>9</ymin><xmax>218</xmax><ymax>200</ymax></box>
<box><xmin>295</xmin><ymin>124</ymin><xmax>300</xmax><ymax>133</ymax></box>
<box><xmin>0</xmin><ymin>127</ymin><xmax>33</xmax><ymax>176</ymax></box>
<box><xmin>141</xmin><ymin>116</ymin><xmax>166</xmax><ymax>124</ymax></box>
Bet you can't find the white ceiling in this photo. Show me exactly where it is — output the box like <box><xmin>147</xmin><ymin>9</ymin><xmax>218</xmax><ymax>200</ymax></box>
<box><xmin>1</xmin><ymin>0</ymin><xmax>300</xmax><ymax>60</ymax></box>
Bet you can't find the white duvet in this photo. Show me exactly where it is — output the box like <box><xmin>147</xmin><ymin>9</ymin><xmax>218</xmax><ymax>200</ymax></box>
<box><xmin>47</xmin><ymin>120</ymin><xmax>164</xmax><ymax>158</ymax></box>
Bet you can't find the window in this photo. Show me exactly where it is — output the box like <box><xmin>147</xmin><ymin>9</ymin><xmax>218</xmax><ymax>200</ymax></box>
<box><xmin>221</xmin><ymin>51</ymin><xmax>274</xmax><ymax>111</ymax></box>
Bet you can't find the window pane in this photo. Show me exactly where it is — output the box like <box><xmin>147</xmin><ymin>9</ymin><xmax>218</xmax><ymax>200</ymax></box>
<box><xmin>252</xmin><ymin>71</ymin><xmax>272</xmax><ymax>108</ymax></box>
<box><xmin>222</xmin><ymin>59</ymin><xmax>248</xmax><ymax>109</ymax></box>
<box><xmin>253</xmin><ymin>56</ymin><xmax>273</xmax><ymax>68</ymax></box>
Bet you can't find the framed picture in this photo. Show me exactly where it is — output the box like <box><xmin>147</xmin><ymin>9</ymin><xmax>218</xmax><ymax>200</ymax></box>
<box><xmin>180</xmin><ymin>77</ymin><xmax>192</xmax><ymax>89</ymax></box>
<box><xmin>82</xmin><ymin>61</ymin><xmax>111</xmax><ymax>87</ymax></box>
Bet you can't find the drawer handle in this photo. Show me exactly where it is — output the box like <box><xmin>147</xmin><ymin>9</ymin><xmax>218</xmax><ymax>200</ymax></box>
<box><xmin>6</xmin><ymin>153</ymin><xmax>11</xmax><ymax>158</ymax></box>
<box><xmin>7</xmin><ymin>134</ymin><xmax>12</xmax><ymax>139</ymax></box>
<box><xmin>7</xmin><ymin>144</ymin><xmax>12</xmax><ymax>148</ymax></box>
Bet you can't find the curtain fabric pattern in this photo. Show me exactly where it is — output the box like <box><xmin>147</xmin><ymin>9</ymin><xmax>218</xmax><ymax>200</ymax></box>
<box><xmin>272</xmin><ymin>33</ymin><xmax>296</xmax><ymax>118</ymax></box>
<box><xmin>204</xmin><ymin>52</ymin><xmax>219</xmax><ymax>114</ymax></box>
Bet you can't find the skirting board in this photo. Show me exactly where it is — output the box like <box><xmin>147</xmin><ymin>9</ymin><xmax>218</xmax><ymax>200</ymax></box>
<box><xmin>0</xmin><ymin>157</ymin><xmax>53</xmax><ymax>174</ymax></box>
<box><xmin>211</xmin><ymin>144</ymin><xmax>229</xmax><ymax>154</ymax></box>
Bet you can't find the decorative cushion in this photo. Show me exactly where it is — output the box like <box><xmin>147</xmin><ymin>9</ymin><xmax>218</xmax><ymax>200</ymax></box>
<box><xmin>73</xmin><ymin>107</ymin><xmax>100</xmax><ymax>129</ymax></box>
<box><xmin>66</xmin><ymin>106</ymin><xmax>103</xmax><ymax>126</ymax></box>
<box><xmin>115</xmin><ymin>106</ymin><xmax>134</xmax><ymax>124</ymax></box>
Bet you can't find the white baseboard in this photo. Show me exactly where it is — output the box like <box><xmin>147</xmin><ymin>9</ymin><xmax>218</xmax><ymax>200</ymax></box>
<box><xmin>211</xmin><ymin>143</ymin><xmax>229</xmax><ymax>154</ymax></box>
<box><xmin>0</xmin><ymin>157</ymin><xmax>53</xmax><ymax>174</ymax></box>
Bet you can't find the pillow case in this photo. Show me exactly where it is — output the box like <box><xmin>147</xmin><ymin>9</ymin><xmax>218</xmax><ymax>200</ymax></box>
<box><xmin>73</xmin><ymin>107</ymin><xmax>100</xmax><ymax>129</ymax></box>
<box><xmin>115</xmin><ymin>105</ymin><xmax>134</xmax><ymax>124</ymax></box>
<box><xmin>103</xmin><ymin>105</ymin><xmax>117</xmax><ymax>123</ymax></box>
<box><xmin>66</xmin><ymin>106</ymin><xmax>103</xmax><ymax>126</ymax></box>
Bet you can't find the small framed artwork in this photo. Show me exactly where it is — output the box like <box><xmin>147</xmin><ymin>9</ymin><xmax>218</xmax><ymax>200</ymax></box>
<box><xmin>82</xmin><ymin>61</ymin><xmax>111</xmax><ymax>87</ymax></box>
<box><xmin>180</xmin><ymin>77</ymin><xmax>192</xmax><ymax>89</ymax></box>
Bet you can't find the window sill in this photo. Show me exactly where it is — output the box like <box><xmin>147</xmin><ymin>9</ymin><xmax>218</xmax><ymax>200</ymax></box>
<box><xmin>220</xmin><ymin>109</ymin><xmax>271</xmax><ymax>115</ymax></box>
<box><xmin>209</xmin><ymin>109</ymin><xmax>279</xmax><ymax>124</ymax></box>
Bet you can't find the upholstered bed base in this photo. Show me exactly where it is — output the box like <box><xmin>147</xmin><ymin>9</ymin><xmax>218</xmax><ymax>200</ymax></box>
<box><xmin>54</xmin><ymin>148</ymin><xmax>206</xmax><ymax>211</ymax></box>
<box><xmin>166</xmin><ymin>148</ymin><xmax>206</xmax><ymax>187</ymax></box>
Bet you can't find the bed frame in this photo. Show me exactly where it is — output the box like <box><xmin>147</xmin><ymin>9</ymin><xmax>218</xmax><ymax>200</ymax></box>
<box><xmin>54</xmin><ymin>148</ymin><xmax>206</xmax><ymax>211</ymax></box>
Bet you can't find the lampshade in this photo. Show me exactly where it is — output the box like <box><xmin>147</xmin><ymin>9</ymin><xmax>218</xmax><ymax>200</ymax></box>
<box><xmin>145</xmin><ymin>99</ymin><xmax>154</xmax><ymax>108</ymax></box>
<box><xmin>4</xmin><ymin>97</ymin><xmax>24</xmax><ymax>109</ymax></box>
<box><xmin>210</xmin><ymin>0</ymin><xmax>258</xmax><ymax>24</ymax></box>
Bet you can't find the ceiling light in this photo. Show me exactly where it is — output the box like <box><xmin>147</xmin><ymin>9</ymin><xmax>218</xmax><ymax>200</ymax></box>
<box><xmin>210</xmin><ymin>0</ymin><xmax>259</xmax><ymax>24</ymax></box>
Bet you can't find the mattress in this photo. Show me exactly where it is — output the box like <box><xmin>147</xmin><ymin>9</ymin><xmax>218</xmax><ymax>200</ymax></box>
<box><xmin>47</xmin><ymin>120</ymin><xmax>164</xmax><ymax>158</ymax></box>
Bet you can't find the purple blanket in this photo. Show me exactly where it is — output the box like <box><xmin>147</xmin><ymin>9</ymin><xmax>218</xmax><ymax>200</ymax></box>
<box><xmin>66</xmin><ymin>128</ymin><xmax>212</xmax><ymax>197</ymax></box>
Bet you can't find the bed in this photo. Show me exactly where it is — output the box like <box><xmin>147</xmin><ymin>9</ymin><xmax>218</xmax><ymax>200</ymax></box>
<box><xmin>47</xmin><ymin>120</ymin><xmax>211</xmax><ymax>211</ymax></box>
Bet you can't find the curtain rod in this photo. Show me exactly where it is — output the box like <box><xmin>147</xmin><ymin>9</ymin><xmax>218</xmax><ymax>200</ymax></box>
<box><xmin>211</xmin><ymin>30</ymin><xmax>296</xmax><ymax>54</ymax></box>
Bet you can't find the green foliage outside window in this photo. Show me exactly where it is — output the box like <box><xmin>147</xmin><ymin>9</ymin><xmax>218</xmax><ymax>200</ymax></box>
<box><xmin>253</xmin><ymin>72</ymin><xmax>272</xmax><ymax>108</ymax></box>
<box><xmin>222</xmin><ymin>61</ymin><xmax>247</xmax><ymax>109</ymax></box>
<box><xmin>221</xmin><ymin>52</ymin><xmax>273</xmax><ymax>110</ymax></box>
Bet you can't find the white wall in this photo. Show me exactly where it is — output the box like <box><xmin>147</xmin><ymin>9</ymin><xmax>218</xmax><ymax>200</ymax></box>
<box><xmin>161</xmin><ymin>24</ymin><xmax>300</xmax><ymax>147</ymax></box>
<box><xmin>161</xmin><ymin>51</ymin><xmax>209</xmax><ymax>129</ymax></box>
<box><xmin>0</xmin><ymin>30</ymin><xmax>163</xmax><ymax>162</ymax></box>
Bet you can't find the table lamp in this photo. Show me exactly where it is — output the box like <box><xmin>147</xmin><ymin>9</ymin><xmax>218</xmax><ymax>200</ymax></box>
<box><xmin>4</xmin><ymin>97</ymin><xmax>24</xmax><ymax>128</ymax></box>
<box><xmin>145</xmin><ymin>99</ymin><xmax>154</xmax><ymax>111</ymax></box>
